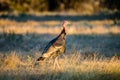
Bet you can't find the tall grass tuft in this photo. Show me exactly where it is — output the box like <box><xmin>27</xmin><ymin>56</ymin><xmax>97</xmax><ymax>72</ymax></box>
<box><xmin>2</xmin><ymin>52</ymin><xmax>21</xmax><ymax>70</ymax></box>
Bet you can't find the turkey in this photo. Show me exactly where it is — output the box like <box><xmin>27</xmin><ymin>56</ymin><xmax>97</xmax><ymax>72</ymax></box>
<box><xmin>36</xmin><ymin>21</ymin><xmax>70</xmax><ymax>68</ymax></box>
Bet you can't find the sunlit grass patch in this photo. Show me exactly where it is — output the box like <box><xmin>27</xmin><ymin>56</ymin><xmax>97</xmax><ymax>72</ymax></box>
<box><xmin>1</xmin><ymin>52</ymin><xmax>21</xmax><ymax>70</ymax></box>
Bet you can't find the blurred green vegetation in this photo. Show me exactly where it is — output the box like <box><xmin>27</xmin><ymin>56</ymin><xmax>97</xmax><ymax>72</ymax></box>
<box><xmin>0</xmin><ymin>0</ymin><xmax>120</xmax><ymax>13</ymax></box>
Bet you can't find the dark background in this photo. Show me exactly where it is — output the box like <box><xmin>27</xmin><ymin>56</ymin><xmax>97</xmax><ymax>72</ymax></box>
<box><xmin>0</xmin><ymin>0</ymin><xmax>120</xmax><ymax>13</ymax></box>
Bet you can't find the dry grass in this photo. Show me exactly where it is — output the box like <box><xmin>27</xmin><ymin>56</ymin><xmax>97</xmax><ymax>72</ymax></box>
<box><xmin>0</xmin><ymin>12</ymin><xmax>120</xmax><ymax>80</ymax></box>
<box><xmin>0</xmin><ymin>52</ymin><xmax>120</xmax><ymax>80</ymax></box>
<box><xmin>0</xmin><ymin>19</ymin><xmax>120</xmax><ymax>34</ymax></box>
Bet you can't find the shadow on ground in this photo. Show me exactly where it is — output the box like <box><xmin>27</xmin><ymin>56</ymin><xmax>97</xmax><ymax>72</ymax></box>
<box><xmin>0</xmin><ymin>32</ymin><xmax>120</xmax><ymax>56</ymax></box>
<box><xmin>0</xmin><ymin>12</ymin><xmax>120</xmax><ymax>22</ymax></box>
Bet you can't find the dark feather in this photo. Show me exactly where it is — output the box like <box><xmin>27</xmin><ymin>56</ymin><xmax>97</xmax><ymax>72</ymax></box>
<box><xmin>37</xmin><ymin>57</ymin><xmax>45</xmax><ymax>61</ymax></box>
<box><xmin>37</xmin><ymin>27</ymin><xmax>66</xmax><ymax>61</ymax></box>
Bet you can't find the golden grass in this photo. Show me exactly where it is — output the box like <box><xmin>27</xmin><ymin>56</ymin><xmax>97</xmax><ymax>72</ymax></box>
<box><xmin>0</xmin><ymin>52</ymin><xmax>120</xmax><ymax>80</ymax></box>
<box><xmin>0</xmin><ymin>19</ymin><xmax>120</xmax><ymax>35</ymax></box>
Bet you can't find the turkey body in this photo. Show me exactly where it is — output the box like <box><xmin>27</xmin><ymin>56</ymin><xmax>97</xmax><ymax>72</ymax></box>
<box><xmin>37</xmin><ymin>29</ymin><xmax>66</xmax><ymax>61</ymax></box>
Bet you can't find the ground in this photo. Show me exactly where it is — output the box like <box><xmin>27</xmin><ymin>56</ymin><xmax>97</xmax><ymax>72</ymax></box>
<box><xmin>0</xmin><ymin>12</ymin><xmax>120</xmax><ymax>80</ymax></box>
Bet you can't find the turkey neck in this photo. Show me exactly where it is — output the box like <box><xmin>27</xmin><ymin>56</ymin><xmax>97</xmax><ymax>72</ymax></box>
<box><xmin>58</xmin><ymin>28</ymin><xmax>66</xmax><ymax>39</ymax></box>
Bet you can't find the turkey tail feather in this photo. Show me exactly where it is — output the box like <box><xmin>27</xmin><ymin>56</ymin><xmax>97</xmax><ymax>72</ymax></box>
<box><xmin>37</xmin><ymin>57</ymin><xmax>45</xmax><ymax>61</ymax></box>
